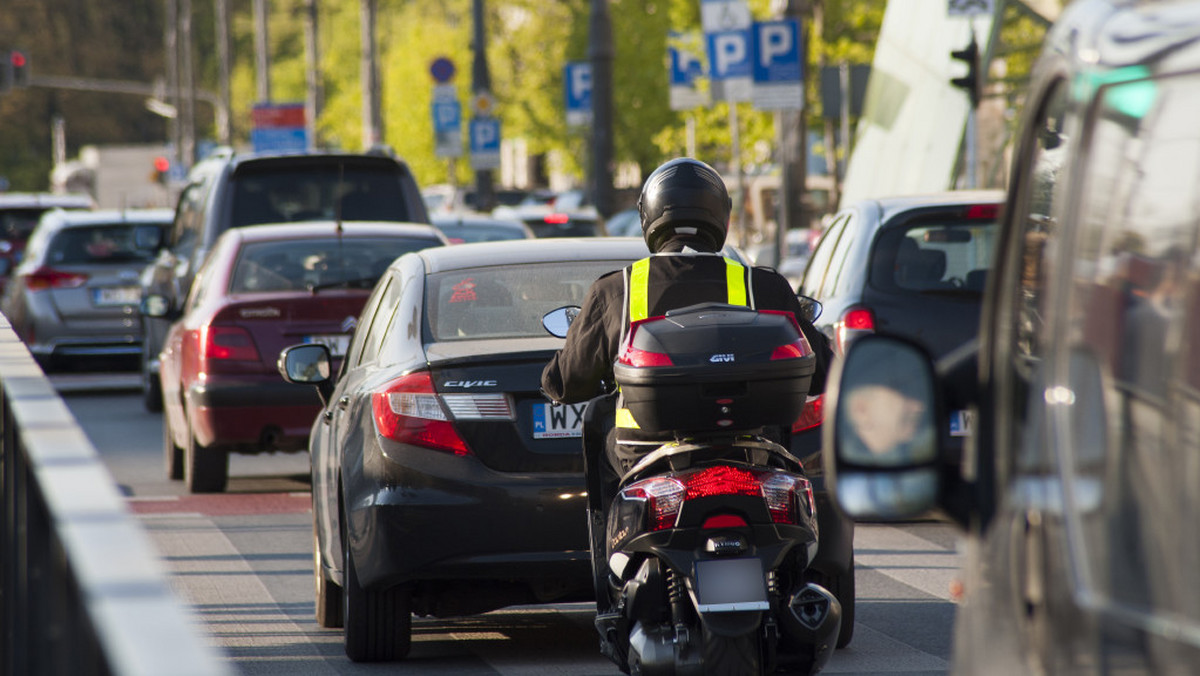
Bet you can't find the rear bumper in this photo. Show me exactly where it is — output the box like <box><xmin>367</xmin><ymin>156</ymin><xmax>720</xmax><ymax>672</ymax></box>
<box><xmin>345</xmin><ymin>442</ymin><xmax>592</xmax><ymax>592</ymax></box>
<box><xmin>187</xmin><ymin>379</ymin><xmax>323</xmax><ymax>450</ymax></box>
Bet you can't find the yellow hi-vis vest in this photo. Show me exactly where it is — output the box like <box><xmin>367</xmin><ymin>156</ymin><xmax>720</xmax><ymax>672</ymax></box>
<box><xmin>615</xmin><ymin>256</ymin><xmax>751</xmax><ymax>430</ymax></box>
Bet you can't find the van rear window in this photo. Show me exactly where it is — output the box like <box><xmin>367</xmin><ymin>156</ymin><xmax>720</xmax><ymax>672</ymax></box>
<box><xmin>229</xmin><ymin>165</ymin><xmax>413</xmax><ymax>227</ymax></box>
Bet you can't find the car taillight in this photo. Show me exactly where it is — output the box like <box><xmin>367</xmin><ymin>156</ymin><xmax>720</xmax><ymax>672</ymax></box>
<box><xmin>201</xmin><ymin>325</ymin><xmax>259</xmax><ymax>361</ymax></box>
<box><xmin>620</xmin><ymin>465</ymin><xmax>814</xmax><ymax>531</ymax></box>
<box><xmin>791</xmin><ymin>394</ymin><xmax>824</xmax><ymax>433</ymax></box>
<box><xmin>543</xmin><ymin>212</ymin><xmax>570</xmax><ymax>225</ymax></box>
<box><xmin>371</xmin><ymin>371</ymin><xmax>471</xmax><ymax>455</ymax></box>
<box><xmin>23</xmin><ymin>266</ymin><xmax>87</xmax><ymax>291</ymax></box>
<box><xmin>835</xmin><ymin>305</ymin><xmax>875</xmax><ymax>354</ymax></box>
<box><xmin>617</xmin><ymin>317</ymin><xmax>674</xmax><ymax>367</ymax></box>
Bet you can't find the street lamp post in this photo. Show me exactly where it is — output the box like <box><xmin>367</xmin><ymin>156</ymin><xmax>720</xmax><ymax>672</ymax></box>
<box><xmin>588</xmin><ymin>0</ymin><xmax>615</xmax><ymax>219</ymax></box>
<box><xmin>472</xmin><ymin>0</ymin><xmax>495</xmax><ymax>212</ymax></box>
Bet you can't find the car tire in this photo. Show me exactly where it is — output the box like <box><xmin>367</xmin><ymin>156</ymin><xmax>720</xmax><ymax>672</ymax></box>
<box><xmin>163</xmin><ymin>411</ymin><xmax>184</xmax><ymax>481</ymax></box>
<box><xmin>184</xmin><ymin>427</ymin><xmax>228</xmax><ymax>494</ymax></box>
<box><xmin>142</xmin><ymin>349</ymin><xmax>162</xmax><ymax>413</ymax></box>
<box><xmin>832</xmin><ymin>558</ymin><xmax>856</xmax><ymax>649</ymax></box>
<box><xmin>315</xmin><ymin>523</ymin><xmax>343</xmax><ymax>628</ymax></box>
<box><xmin>342</xmin><ymin>516</ymin><xmax>411</xmax><ymax>662</ymax></box>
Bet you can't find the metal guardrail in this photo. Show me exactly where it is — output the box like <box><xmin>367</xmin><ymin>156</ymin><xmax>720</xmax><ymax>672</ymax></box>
<box><xmin>0</xmin><ymin>319</ymin><xmax>230</xmax><ymax>676</ymax></box>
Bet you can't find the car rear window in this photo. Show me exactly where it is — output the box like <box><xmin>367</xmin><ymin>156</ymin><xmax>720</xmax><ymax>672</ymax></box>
<box><xmin>230</xmin><ymin>236</ymin><xmax>440</xmax><ymax>292</ymax></box>
<box><xmin>436</xmin><ymin>223</ymin><xmax>529</xmax><ymax>244</ymax></box>
<box><xmin>47</xmin><ymin>224</ymin><xmax>165</xmax><ymax>265</ymax></box>
<box><xmin>1</xmin><ymin>209</ymin><xmax>50</xmax><ymax>242</ymax></box>
<box><xmin>229</xmin><ymin>164</ymin><xmax>414</xmax><ymax>227</ymax></box>
<box><xmin>426</xmin><ymin>261</ymin><xmax>623</xmax><ymax>340</ymax></box>
<box><xmin>869</xmin><ymin>215</ymin><xmax>998</xmax><ymax>294</ymax></box>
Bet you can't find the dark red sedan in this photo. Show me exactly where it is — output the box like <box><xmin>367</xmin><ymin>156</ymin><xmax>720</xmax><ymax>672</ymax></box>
<box><xmin>147</xmin><ymin>221</ymin><xmax>447</xmax><ymax>492</ymax></box>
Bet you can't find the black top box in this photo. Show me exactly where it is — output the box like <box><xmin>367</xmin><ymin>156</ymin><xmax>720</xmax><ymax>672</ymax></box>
<box><xmin>613</xmin><ymin>303</ymin><xmax>815</xmax><ymax>434</ymax></box>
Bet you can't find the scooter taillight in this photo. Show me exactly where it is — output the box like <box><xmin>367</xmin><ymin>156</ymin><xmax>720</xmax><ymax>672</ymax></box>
<box><xmin>618</xmin><ymin>465</ymin><xmax>815</xmax><ymax>532</ymax></box>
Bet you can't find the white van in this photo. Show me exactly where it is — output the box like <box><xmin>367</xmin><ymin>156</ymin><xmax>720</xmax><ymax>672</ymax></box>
<box><xmin>825</xmin><ymin>1</ymin><xmax>1200</xmax><ymax>672</ymax></box>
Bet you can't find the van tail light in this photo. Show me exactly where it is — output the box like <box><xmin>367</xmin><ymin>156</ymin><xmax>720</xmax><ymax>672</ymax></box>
<box><xmin>201</xmin><ymin>325</ymin><xmax>260</xmax><ymax>361</ymax></box>
<box><xmin>835</xmin><ymin>305</ymin><xmax>875</xmax><ymax>354</ymax></box>
<box><xmin>619</xmin><ymin>465</ymin><xmax>815</xmax><ymax>531</ymax></box>
<box><xmin>965</xmin><ymin>204</ymin><xmax>999</xmax><ymax>220</ymax></box>
<box><xmin>23</xmin><ymin>266</ymin><xmax>88</xmax><ymax>291</ymax></box>
<box><xmin>791</xmin><ymin>394</ymin><xmax>824</xmax><ymax>434</ymax></box>
<box><xmin>372</xmin><ymin>371</ymin><xmax>472</xmax><ymax>455</ymax></box>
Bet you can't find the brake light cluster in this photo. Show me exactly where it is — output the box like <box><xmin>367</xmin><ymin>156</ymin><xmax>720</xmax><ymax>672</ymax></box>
<box><xmin>371</xmin><ymin>371</ymin><xmax>514</xmax><ymax>456</ymax></box>
<box><xmin>619</xmin><ymin>465</ymin><xmax>815</xmax><ymax>532</ymax></box>
<box><xmin>23</xmin><ymin>266</ymin><xmax>87</xmax><ymax>291</ymax></box>
<box><xmin>834</xmin><ymin>305</ymin><xmax>875</xmax><ymax>354</ymax></box>
<box><xmin>616</xmin><ymin>312</ymin><xmax>812</xmax><ymax>367</ymax></box>
<box><xmin>791</xmin><ymin>394</ymin><xmax>825</xmax><ymax>434</ymax></box>
<box><xmin>201</xmin><ymin>325</ymin><xmax>260</xmax><ymax>361</ymax></box>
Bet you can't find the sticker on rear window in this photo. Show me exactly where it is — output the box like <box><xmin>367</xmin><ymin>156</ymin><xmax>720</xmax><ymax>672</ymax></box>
<box><xmin>450</xmin><ymin>277</ymin><xmax>477</xmax><ymax>303</ymax></box>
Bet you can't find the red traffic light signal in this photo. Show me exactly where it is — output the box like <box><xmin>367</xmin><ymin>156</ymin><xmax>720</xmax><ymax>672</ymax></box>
<box><xmin>9</xmin><ymin>50</ymin><xmax>29</xmax><ymax>88</ymax></box>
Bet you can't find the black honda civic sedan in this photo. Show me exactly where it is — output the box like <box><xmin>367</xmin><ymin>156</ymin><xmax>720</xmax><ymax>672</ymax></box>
<box><xmin>280</xmin><ymin>238</ymin><xmax>664</xmax><ymax>661</ymax></box>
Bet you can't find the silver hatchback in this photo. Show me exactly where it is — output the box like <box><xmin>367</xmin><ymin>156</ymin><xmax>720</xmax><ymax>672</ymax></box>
<box><xmin>0</xmin><ymin>208</ymin><xmax>172</xmax><ymax>370</ymax></box>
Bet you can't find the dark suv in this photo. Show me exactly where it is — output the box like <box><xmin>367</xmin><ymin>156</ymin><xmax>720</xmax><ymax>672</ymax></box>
<box><xmin>139</xmin><ymin>149</ymin><xmax>429</xmax><ymax>411</ymax></box>
<box><xmin>826</xmin><ymin>1</ymin><xmax>1200</xmax><ymax>673</ymax></box>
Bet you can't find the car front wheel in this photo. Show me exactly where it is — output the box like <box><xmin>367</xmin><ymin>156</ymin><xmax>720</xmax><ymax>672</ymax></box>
<box><xmin>315</xmin><ymin>522</ymin><xmax>343</xmax><ymax>628</ymax></box>
<box><xmin>342</xmin><ymin>513</ymin><xmax>411</xmax><ymax>662</ymax></box>
<box><xmin>163</xmin><ymin>411</ymin><xmax>183</xmax><ymax>480</ymax></box>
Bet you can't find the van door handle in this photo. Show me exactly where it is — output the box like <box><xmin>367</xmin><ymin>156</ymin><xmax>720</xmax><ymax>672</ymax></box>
<box><xmin>337</xmin><ymin>396</ymin><xmax>350</xmax><ymax>410</ymax></box>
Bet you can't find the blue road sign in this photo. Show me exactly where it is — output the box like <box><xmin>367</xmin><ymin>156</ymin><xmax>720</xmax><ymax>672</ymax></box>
<box><xmin>469</xmin><ymin>117</ymin><xmax>501</xmax><ymax>170</ymax></box>
<box><xmin>564</xmin><ymin>61</ymin><xmax>592</xmax><ymax>126</ymax></box>
<box><xmin>752</xmin><ymin>19</ymin><xmax>802</xmax><ymax>83</ymax></box>
<box><xmin>669</xmin><ymin>33</ymin><xmax>705</xmax><ymax>86</ymax></box>
<box><xmin>707</xmin><ymin>29</ymin><xmax>752</xmax><ymax>81</ymax></box>
<box><xmin>432</xmin><ymin>98</ymin><xmax>461</xmax><ymax>134</ymax></box>
<box><xmin>251</xmin><ymin>127</ymin><xmax>308</xmax><ymax>153</ymax></box>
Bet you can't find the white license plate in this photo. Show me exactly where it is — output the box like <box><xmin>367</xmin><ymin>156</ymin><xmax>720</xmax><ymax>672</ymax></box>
<box><xmin>694</xmin><ymin>558</ymin><xmax>770</xmax><ymax>612</ymax></box>
<box><xmin>92</xmin><ymin>286</ymin><xmax>140</xmax><ymax>306</ymax></box>
<box><xmin>532</xmin><ymin>402</ymin><xmax>586</xmax><ymax>439</ymax></box>
<box><xmin>950</xmin><ymin>409</ymin><xmax>974</xmax><ymax>437</ymax></box>
<box><xmin>304</xmin><ymin>334</ymin><xmax>350</xmax><ymax>358</ymax></box>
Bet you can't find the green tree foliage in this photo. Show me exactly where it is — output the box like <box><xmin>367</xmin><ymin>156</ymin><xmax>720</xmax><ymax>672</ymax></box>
<box><xmin>0</xmin><ymin>0</ymin><xmax>168</xmax><ymax>190</ymax></box>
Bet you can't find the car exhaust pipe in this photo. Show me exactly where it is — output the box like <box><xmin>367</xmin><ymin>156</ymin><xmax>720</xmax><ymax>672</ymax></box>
<box><xmin>780</xmin><ymin>582</ymin><xmax>841</xmax><ymax>674</ymax></box>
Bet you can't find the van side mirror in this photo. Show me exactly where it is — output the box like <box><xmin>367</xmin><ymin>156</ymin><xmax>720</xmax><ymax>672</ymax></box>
<box><xmin>824</xmin><ymin>335</ymin><xmax>940</xmax><ymax>520</ymax></box>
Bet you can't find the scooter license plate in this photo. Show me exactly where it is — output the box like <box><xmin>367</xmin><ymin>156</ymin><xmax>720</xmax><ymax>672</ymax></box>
<box><xmin>694</xmin><ymin>558</ymin><xmax>770</xmax><ymax>613</ymax></box>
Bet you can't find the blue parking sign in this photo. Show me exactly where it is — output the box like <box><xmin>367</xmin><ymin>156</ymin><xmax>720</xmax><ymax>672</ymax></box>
<box><xmin>752</xmin><ymin>20</ymin><xmax>801</xmax><ymax>83</ymax></box>
<box><xmin>564</xmin><ymin>61</ymin><xmax>592</xmax><ymax>126</ymax></box>
<box><xmin>469</xmin><ymin>117</ymin><xmax>501</xmax><ymax>170</ymax></box>
<box><xmin>707</xmin><ymin>29</ymin><xmax>752</xmax><ymax>81</ymax></box>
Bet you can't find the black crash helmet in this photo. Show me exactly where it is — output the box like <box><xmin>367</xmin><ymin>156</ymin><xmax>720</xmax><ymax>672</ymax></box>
<box><xmin>637</xmin><ymin>158</ymin><xmax>731</xmax><ymax>252</ymax></box>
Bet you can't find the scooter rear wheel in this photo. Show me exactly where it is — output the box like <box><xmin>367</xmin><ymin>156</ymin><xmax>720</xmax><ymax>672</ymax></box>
<box><xmin>701</xmin><ymin>626</ymin><xmax>760</xmax><ymax>675</ymax></box>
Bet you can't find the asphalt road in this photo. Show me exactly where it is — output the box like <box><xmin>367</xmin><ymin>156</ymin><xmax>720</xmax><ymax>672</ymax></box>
<box><xmin>58</xmin><ymin>374</ymin><xmax>960</xmax><ymax>675</ymax></box>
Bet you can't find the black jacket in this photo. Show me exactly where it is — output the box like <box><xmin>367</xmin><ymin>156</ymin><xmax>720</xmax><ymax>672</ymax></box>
<box><xmin>541</xmin><ymin>241</ymin><xmax>832</xmax><ymax>406</ymax></box>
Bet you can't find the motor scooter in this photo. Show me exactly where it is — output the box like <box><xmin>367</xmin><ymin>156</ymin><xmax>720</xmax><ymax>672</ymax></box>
<box><xmin>544</xmin><ymin>303</ymin><xmax>841</xmax><ymax>675</ymax></box>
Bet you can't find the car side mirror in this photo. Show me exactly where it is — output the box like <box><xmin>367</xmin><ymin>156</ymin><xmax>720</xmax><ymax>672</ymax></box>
<box><xmin>824</xmin><ymin>335</ymin><xmax>940</xmax><ymax>520</ymax></box>
<box><xmin>797</xmin><ymin>295</ymin><xmax>822</xmax><ymax>323</ymax></box>
<box><xmin>139</xmin><ymin>293</ymin><xmax>181</xmax><ymax>321</ymax></box>
<box><xmin>279</xmin><ymin>343</ymin><xmax>334</xmax><ymax>405</ymax></box>
<box><xmin>134</xmin><ymin>224</ymin><xmax>164</xmax><ymax>251</ymax></box>
<box><xmin>278</xmin><ymin>344</ymin><xmax>332</xmax><ymax>384</ymax></box>
<box><xmin>542</xmin><ymin>306</ymin><xmax>581</xmax><ymax>339</ymax></box>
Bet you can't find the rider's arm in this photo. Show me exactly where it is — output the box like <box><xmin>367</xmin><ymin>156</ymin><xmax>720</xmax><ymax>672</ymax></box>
<box><xmin>541</xmin><ymin>275</ymin><xmax>620</xmax><ymax>404</ymax></box>
<box><xmin>752</xmin><ymin>268</ymin><xmax>834</xmax><ymax>395</ymax></box>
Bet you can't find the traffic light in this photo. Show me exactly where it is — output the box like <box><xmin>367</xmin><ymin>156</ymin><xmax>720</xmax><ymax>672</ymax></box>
<box><xmin>950</xmin><ymin>38</ymin><xmax>980</xmax><ymax>107</ymax></box>
<box><xmin>152</xmin><ymin>156</ymin><xmax>170</xmax><ymax>185</ymax></box>
<box><xmin>9</xmin><ymin>50</ymin><xmax>29</xmax><ymax>88</ymax></box>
